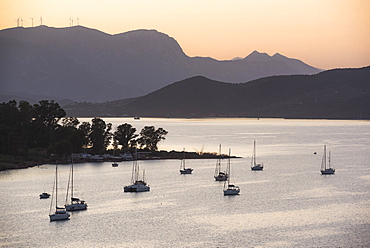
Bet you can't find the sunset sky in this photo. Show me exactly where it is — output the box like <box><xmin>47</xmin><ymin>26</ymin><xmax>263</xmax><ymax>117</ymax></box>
<box><xmin>0</xmin><ymin>0</ymin><xmax>369</xmax><ymax>70</ymax></box>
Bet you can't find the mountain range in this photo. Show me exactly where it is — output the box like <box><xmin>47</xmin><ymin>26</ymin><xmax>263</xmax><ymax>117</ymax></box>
<box><xmin>65</xmin><ymin>66</ymin><xmax>370</xmax><ymax>119</ymax></box>
<box><xmin>0</xmin><ymin>25</ymin><xmax>321</xmax><ymax>103</ymax></box>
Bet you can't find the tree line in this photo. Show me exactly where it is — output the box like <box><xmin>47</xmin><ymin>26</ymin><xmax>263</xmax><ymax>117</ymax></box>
<box><xmin>0</xmin><ymin>100</ymin><xmax>168</xmax><ymax>157</ymax></box>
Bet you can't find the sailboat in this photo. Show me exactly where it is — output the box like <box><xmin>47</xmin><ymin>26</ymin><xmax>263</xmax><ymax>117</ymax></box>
<box><xmin>65</xmin><ymin>156</ymin><xmax>87</xmax><ymax>211</ymax></box>
<box><xmin>49</xmin><ymin>162</ymin><xmax>70</xmax><ymax>221</ymax></box>
<box><xmin>39</xmin><ymin>192</ymin><xmax>50</xmax><ymax>199</ymax></box>
<box><xmin>251</xmin><ymin>140</ymin><xmax>264</xmax><ymax>171</ymax></box>
<box><xmin>124</xmin><ymin>152</ymin><xmax>150</xmax><ymax>192</ymax></box>
<box><xmin>320</xmin><ymin>145</ymin><xmax>335</xmax><ymax>175</ymax></box>
<box><xmin>180</xmin><ymin>148</ymin><xmax>193</xmax><ymax>174</ymax></box>
<box><xmin>223</xmin><ymin>149</ymin><xmax>240</xmax><ymax>195</ymax></box>
<box><xmin>214</xmin><ymin>145</ymin><xmax>228</xmax><ymax>181</ymax></box>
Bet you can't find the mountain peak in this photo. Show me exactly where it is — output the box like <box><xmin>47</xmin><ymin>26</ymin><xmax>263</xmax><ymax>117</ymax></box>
<box><xmin>272</xmin><ymin>53</ymin><xmax>287</xmax><ymax>59</ymax></box>
<box><xmin>244</xmin><ymin>50</ymin><xmax>272</xmax><ymax>62</ymax></box>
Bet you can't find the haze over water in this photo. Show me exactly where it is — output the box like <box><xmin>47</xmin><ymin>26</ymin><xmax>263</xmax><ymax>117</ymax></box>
<box><xmin>0</xmin><ymin>118</ymin><xmax>369</xmax><ymax>247</ymax></box>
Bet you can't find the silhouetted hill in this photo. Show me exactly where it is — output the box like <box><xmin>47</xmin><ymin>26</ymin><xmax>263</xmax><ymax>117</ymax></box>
<box><xmin>0</xmin><ymin>26</ymin><xmax>320</xmax><ymax>103</ymax></box>
<box><xmin>65</xmin><ymin>66</ymin><xmax>370</xmax><ymax>119</ymax></box>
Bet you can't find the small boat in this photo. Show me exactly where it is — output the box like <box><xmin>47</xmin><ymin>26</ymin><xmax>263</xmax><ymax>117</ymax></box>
<box><xmin>112</xmin><ymin>162</ymin><xmax>119</xmax><ymax>167</ymax></box>
<box><xmin>39</xmin><ymin>192</ymin><xmax>50</xmax><ymax>199</ymax></box>
<box><xmin>65</xmin><ymin>156</ymin><xmax>87</xmax><ymax>211</ymax></box>
<box><xmin>124</xmin><ymin>152</ymin><xmax>150</xmax><ymax>192</ymax></box>
<box><xmin>223</xmin><ymin>149</ymin><xmax>240</xmax><ymax>195</ymax></box>
<box><xmin>321</xmin><ymin>145</ymin><xmax>335</xmax><ymax>175</ymax></box>
<box><xmin>180</xmin><ymin>148</ymin><xmax>193</xmax><ymax>174</ymax></box>
<box><xmin>251</xmin><ymin>140</ymin><xmax>264</xmax><ymax>171</ymax></box>
<box><xmin>214</xmin><ymin>145</ymin><xmax>228</xmax><ymax>181</ymax></box>
<box><xmin>49</xmin><ymin>163</ymin><xmax>70</xmax><ymax>221</ymax></box>
<box><xmin>134</xmin><ymin>117</ymin><xmax>140</xmax><ymax>120</ymax></box>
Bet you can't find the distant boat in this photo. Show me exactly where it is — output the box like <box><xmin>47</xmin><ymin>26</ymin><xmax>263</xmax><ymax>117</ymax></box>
<box><xmin>49</xmin><ymin>163</ymin><xmax>70</xmax><ymax>221</ymax></box>
<box><xmin>112</xmin><ymin>162</ymin><xmax>118</xmax><ymax>167</ymax></box>
<box><xmin>124</xmin><ymin>152</ymin><xmax>150</xmax><ymax>192</ymax></box>
<box><xmin>180</xmin><ymin>148</ymin><xmax>193</xmax><ymax>174</ymax></box>
<box><xmin>134</xmin><ymin>117</ymin><xmax>140</xmax><ymax>120</ymax></box>
<box><xmin>39</xmin><ymin>192</ymin><xmax>50</xmax><ymax>199</ymax></box>
<box><xmin>214</xmin><ymin>145</ymin><xmax>228</xmax><ymax>181</ymax></box>
<box><xmin>223</xmin><ymin>149</ymin><xmax>240</xmax><ymax>195</ymax></box>
<box><xmin>65</xmin><ymin>156</ymin><xmax>87</xmax><ymax>211</ymax></box>
<box><xmin>251</xmin><ymin>140</ymin><xmax>264</xmax><ymax>171</ymax></box>
<box><xmin>321</xmin><ymin>145</ymin><xmax>335</xmax><ymax>175</ymax></box>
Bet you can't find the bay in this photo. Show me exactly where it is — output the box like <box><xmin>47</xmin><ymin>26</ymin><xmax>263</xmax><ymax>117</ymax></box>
<box><xmin>0</xmin><ymin>118</ymin><xmax>369</xmax><ymax>247</ymax></box>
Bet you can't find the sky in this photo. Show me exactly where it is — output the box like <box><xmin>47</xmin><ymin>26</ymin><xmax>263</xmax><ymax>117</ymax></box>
<box><xmin>0</xmin><ymin>0</ymin><xmax>369</xmax><ymax>70</ymax></box>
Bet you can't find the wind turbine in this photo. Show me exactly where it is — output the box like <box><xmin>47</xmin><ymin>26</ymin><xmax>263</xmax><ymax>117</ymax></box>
<box><xmin>20</xmin><ymin>17</ymin><xmax>23</xmax><ymax>27</ymax></box>
<box><xmin>40</xmin><ymin>16</ymin><xmax>43</xmax><ymax>26</ymax></box>
<box><xmin>76</xmin><ymin>17</ymin><xmax>80</xmax><ymax>25</ymax></box>
<box><xmin>16</xmin><ymin>17</ymin><xmax>20</xmax><ymax>27</ymax></box>
<box><xmin>30</xmin><ymin>17</ymin><xmax>34</xmax><ymax>27</ymax></box>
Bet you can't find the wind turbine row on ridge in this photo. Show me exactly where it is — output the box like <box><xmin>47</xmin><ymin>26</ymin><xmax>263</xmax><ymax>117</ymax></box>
<box><xmin>15</xmin><ymin>16</ymin><xmax>80</xmax><ymax>28</ymax></box>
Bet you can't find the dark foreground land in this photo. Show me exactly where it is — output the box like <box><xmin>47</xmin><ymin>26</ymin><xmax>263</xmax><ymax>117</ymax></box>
<box><xmin>0</xmin><ymin>150</ymin><xmax>236</xmax><ymax>171</ymax></box>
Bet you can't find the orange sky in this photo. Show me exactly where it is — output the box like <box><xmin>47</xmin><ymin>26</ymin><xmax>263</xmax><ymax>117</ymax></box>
<box><xmin>0</xmin><ymin>0</ymin><xmax>369</xmax><ymax>69</ymax></box>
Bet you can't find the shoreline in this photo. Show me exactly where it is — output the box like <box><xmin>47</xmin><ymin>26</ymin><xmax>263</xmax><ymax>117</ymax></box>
<box><xmin>0</xmin><ymin>150</ymin><xmax>240</xmax><ymax>172</ymax></box>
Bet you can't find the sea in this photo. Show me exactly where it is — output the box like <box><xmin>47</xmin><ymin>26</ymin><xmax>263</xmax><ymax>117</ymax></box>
<box><xmin>1</xmin><ymin>118</ymin><xmax>369</xmax><ymax>247</ymax></box>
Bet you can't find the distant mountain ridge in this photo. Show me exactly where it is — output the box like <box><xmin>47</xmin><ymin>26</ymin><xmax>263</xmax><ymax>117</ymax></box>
<box><xmin>65</xmin><ymin>66</ymin><xmax>370</xmax><ymax>119</ymax></box>
<box><xmin>0</xmin><ymin>25</ymin><xmax>321</xmax><ymax>103</ymax></box>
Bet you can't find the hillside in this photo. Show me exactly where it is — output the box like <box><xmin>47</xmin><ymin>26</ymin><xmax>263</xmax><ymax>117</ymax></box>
<box><xmin>0</xmin><ymin>26</ymin><xmax>320</xmax><ymax>103</ymax></box>
<box><xmin>65</xmin><ymin>66</ymin><xmax>370</xmax><ymax>119</ymax></box>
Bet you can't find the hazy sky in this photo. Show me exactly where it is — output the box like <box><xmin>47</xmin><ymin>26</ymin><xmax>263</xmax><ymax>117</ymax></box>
<box><xmin>0</xmin><ymin>0</ymin><xmax>369</xmax><ymax>69</ymax></box>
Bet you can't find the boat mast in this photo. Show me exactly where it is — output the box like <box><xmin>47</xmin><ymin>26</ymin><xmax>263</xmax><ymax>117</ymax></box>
<box><xmin>131</xmin><ymin>151</ymin><xmax>137</xmax><ymax>184</ymax></box>
<box><xmin>50</xmin><ymin>163</ymin><xmax>57</xmax><ymax>214</ymax></box>
<box><xmin>322</xmin><ymin>145</ymin><xmax>327</xmax><ymax>170</ymax></box>
<box><xmin>252</xmin><ymin>140</ymin><xmax>256</xmax><ymax>167</ymax></box>
<box><xmin>181</xmin><ymin>147</ymin><xmax>185</xmax><ymax>169</ymax></box>
<box><xmin>215</xmin><ymin>144</ymin><xmax>221</xmax><ymax>175</ymax></box>
<box><xmin>71</xmin><ymin>155</ymin><xmax>74</xmax><ymax>199</ymax></box>
<box><xmin>225</xmin><ymin>148</ymin><xmax>231</xmax><ymax>189</ymax></box>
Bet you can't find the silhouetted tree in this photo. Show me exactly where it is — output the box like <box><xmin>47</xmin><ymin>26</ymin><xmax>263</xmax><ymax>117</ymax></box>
<box><xmin>113</xmin><ymin>123</ymin><xmax>138</xmax><ymax>151</ymax></box>
<box><xmin>137</xmin><ymin>126</ymin><xmax>168</xmax><ymax>151</ymax></box>
<box><xmin>90</xmin><ymin>118</ymin><xmax>112</xmax><ymax>154</ymax></box>
<box><xmin>78</xmin><ymin>121</ymin><xmax>92</xmax><ymax>149</ymax></box>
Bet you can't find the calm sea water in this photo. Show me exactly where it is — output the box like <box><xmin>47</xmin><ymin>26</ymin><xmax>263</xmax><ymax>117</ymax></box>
<box><xmin>1</xmin><ymin>118</ymin><xmax>369</xmax><ymax>247</ymax></box>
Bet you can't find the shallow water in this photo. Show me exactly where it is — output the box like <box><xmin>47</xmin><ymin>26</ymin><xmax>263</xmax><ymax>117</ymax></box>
<box><xmin>0</xmin><ymin>118</ymin><xmax>369</xmax><ymax>247</ymax></box>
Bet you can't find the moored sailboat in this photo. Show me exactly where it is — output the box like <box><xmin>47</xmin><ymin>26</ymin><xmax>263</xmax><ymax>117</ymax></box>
<box><xmin>49</xmin><ymin>163</ymin><xmax>70</xmax><ymax>221</ymax></box>
<box><xmin>214</xmin><ymin>145</ymin><xmax>228</xmax><ymax>181</ymax></box>
<box><xmin>180</xmin><ymin>148</ymin><xmax>193</xmax><ymax>174</ymax></box>
<box><xmin>320</xmin><ymin>145</ymin><xmax>335</xmax><ymax>175</ymax></box>
<box><xmin>39</xmin><ymin>192</ymin><xmax>50</xmax><ymax>199</ymax></box>
<box><xmin>65</xmin><ymin>156</ymin><xmax>87</xmax><ymax>211</ymax></box>
<box><xmin>124</xmin><ymin>152</ymin><xmax>150</xmax><ymax>192</ymax></box>
<box><xmin>223</xmin><ymin>149</ymin><xmax>240</xmax><ymax>195</ymax></box>
<box><xmin>251</xmin><ymin>140</ymin><xmax>264</xmax><ymax>171</ymax></box>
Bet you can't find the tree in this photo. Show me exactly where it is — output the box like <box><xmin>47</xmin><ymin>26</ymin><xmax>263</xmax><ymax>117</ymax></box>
<box><xmin>32</xmin><ymin>100</ymin><xmax>66</xmax><ymax>130</ymax></box>
<box><xmin>78</xmin><ymin>121</ymin><xmax>91</xmax><ymax>149</ymax></box>
<box><xmin>61</xmin><ymin>117</ymin><xmax>80</xmax><ymax>128</ymax></box>
<box><xmin>29</xmin><ymin>100</ymin><xmax>66</xmax><ymax>148</ymax></box>
<box><xmin>89</xmin><ymin>118</ymin><xmax>112</xmax><ymax>154</ymax></box>
<box><xmin>113</xmin><ymin>123</ymin><xmax>138</xmax><ymax>151</ymax></box>
<box><xmin>137</xmin><ymin>126</ymin><xmax>168</xmax><ymax>151</ymax></box>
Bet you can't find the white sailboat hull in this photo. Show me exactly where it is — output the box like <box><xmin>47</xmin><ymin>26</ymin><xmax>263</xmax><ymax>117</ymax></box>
<box><xmin>65</xmin><ymin>203</ymin><xmax>87</xmax><ymax>211</ymax></box>
<box><xmin>214</xmin><ymin>172</ymin><xmax>228</xmax><ymax>181</ymax></box>
<box><xmin>180</xmin><ymin>168</ymin><xmax>193</xmax><ymax>174</ymax></box>
<box><xmin>223</xmin><ymin>188</ymin><xmax>240</xmax><ymax>195</ymax></box>
<box><xmin>124</xmin><ymin>184</ymin><xmax>150</xmax><ymax>192</ymax></box>
<box><xmin>321</xmin><ymin>168</ymin><xmax>335</xmax><ymax>174</ymax></box>
<box><xmin>251</xmin><ymin>164</ymin><xmax>263</xmax><ymax>171</ymax></box>
<box><xmin>49</xmin><ymin>211</ymin><xmax>70</xmax><ymax>221</ymax></box>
